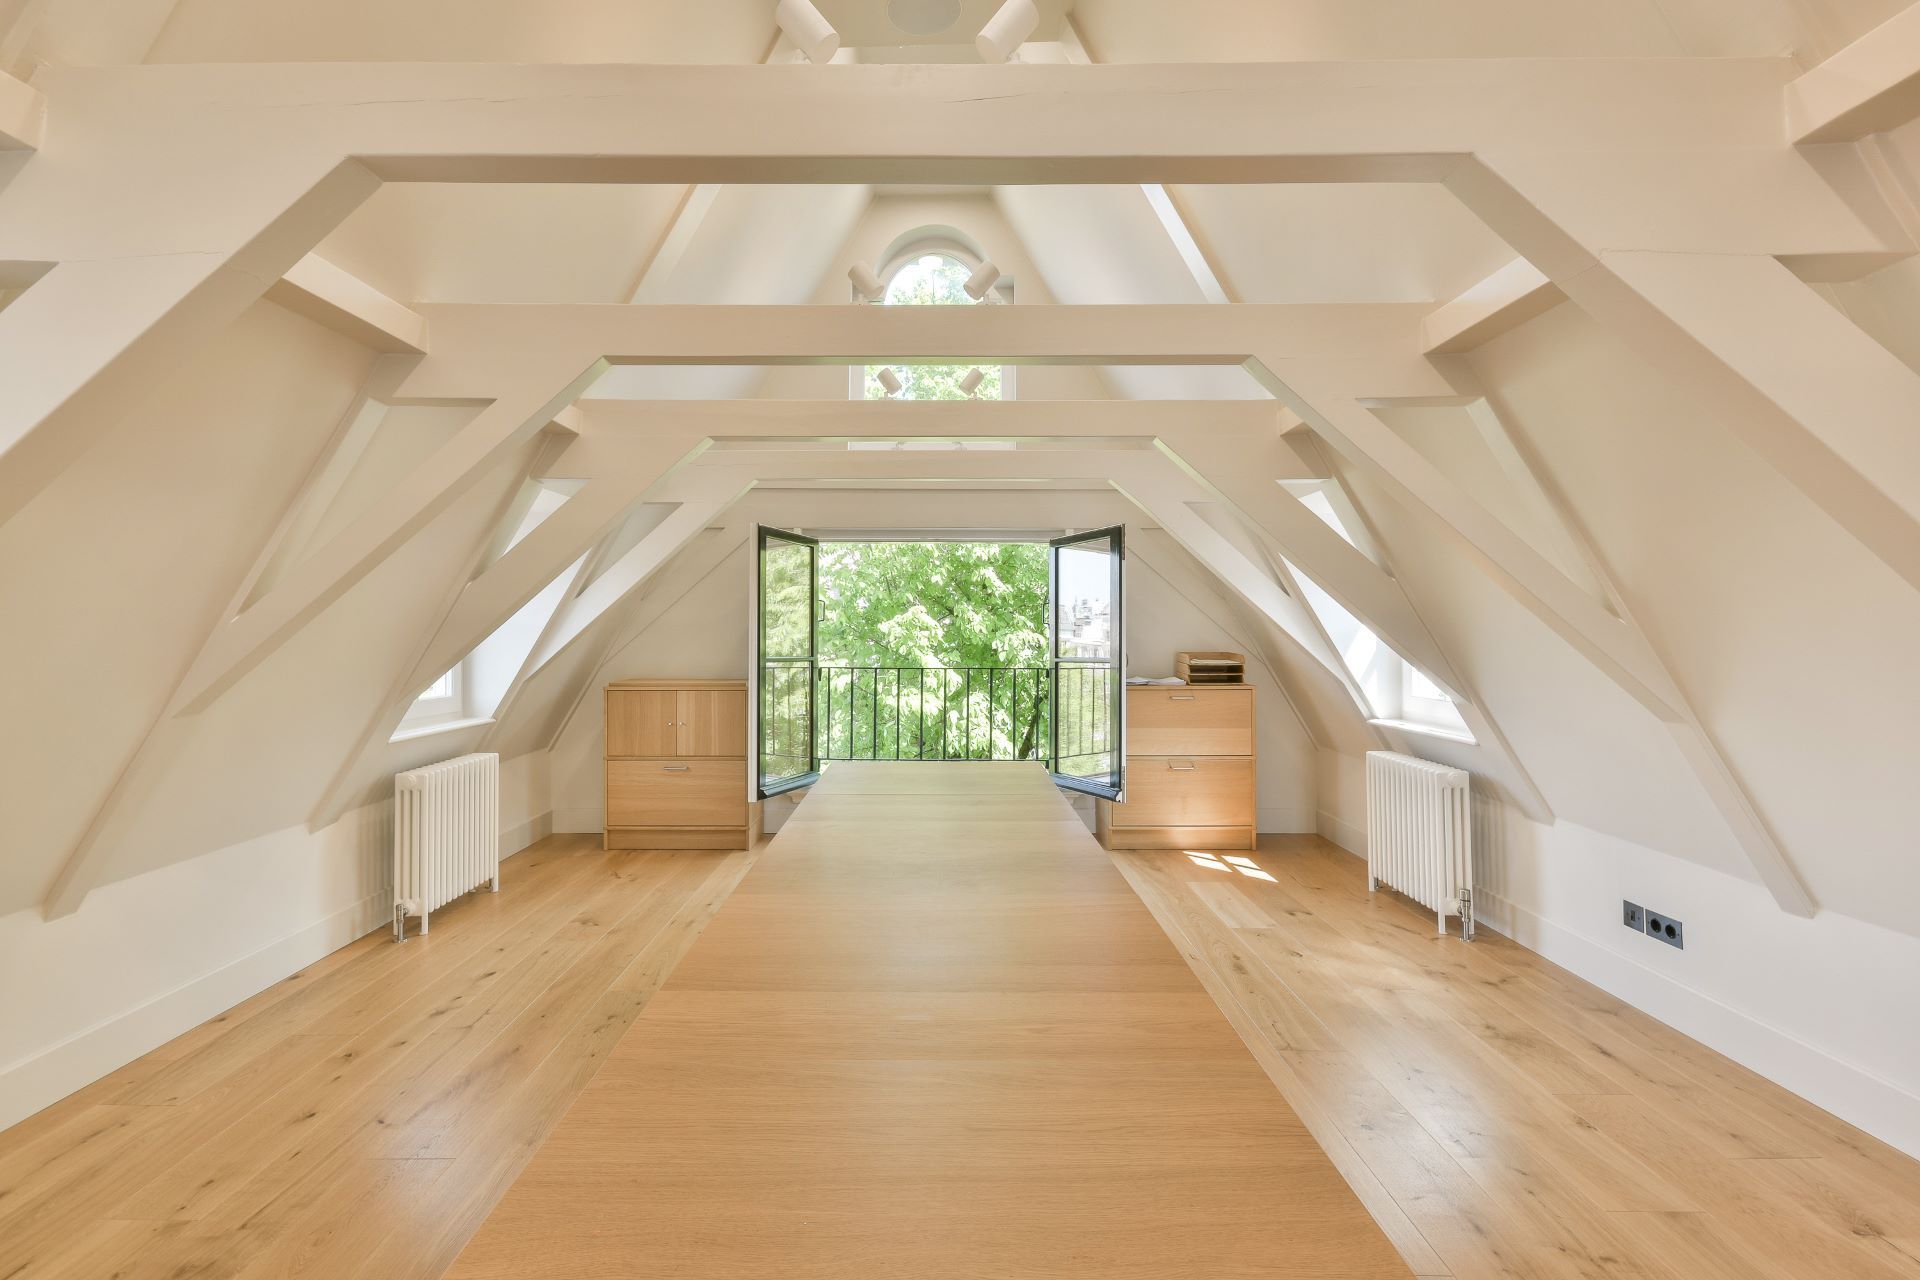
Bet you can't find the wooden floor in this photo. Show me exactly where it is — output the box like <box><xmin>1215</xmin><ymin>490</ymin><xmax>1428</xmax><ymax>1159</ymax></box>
<box><xmin>1114</xmin><ymin>839</ymin><xmax>1920</xmax><ymax>1280</ymax></box>
<box><xmin>448</xmin><ymin>762</ymin><xmax>1405</xmax><ymax>1278</ymax></box>
<box><xmin>0</xmin><ymin>834</ymin><xmax>758</xmax><ymax>1280</ymax></box>
<box><xmin>2</xmin><ymin>772</ymin><xmax>1917</xmax><ymax>1278</ymax></box>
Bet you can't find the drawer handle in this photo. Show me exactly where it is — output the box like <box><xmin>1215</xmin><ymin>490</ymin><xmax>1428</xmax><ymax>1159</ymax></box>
<box><xmin>663</xmin><ymin>765</ymin><xmax>691</xmax><ymax>772</ymax></box>
<box><xmin>1169</xmin><ymin>695</ymin><xmax>1197</xmax><ymax>701</ymax></box>
<box><xmin>1168</xmin><ymin>761</ymin><xmax>1198</xmax><ymax>772</ymax></box>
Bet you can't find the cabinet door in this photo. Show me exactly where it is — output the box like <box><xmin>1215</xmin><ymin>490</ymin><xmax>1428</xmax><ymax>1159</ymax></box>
<box><xmin>607</xmin><ymin>688</ymin><xmax>679</xmax><ymax>757</ymax></box>
<box><xmin>677</xmin><ymin>688</ymin><xmax>747</xmax><ymax>757</ymax></box>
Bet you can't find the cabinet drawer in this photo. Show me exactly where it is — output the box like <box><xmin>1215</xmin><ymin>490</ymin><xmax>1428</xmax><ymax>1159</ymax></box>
<box><xmin>1125</xmin><ymin>686</ymin><xmax>1253</xmax><ymax>756</ymax></box>
<box><xmin>607</xmin><ymin>759</ymin><xmax>747</xmax><ymax>828</ymax></box>
<box><xmin>1110</xmin><ymin>755</ymin><xmax>1254</xmax><ymax>829</ymax></box>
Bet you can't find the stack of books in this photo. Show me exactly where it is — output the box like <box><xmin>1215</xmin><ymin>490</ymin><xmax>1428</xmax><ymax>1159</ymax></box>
<box><xmin>1175</xmin><ymin>651</ymin><xmax>1245</xmax><ymax>684</ymax></box>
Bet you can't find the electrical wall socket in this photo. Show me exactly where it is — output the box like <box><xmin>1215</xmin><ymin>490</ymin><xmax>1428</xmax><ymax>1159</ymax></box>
<box><xmin>1622</xmin><ymin>900</ymin><xmax>1645</xmax><ymax>932</ymax></box>
<box><xmin>1643</xmin><ymin>910</ymin><xmax>1685</xmax><ymax>950</ymax></box>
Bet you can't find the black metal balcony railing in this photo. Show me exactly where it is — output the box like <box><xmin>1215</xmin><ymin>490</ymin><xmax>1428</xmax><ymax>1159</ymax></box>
<box><xmin>818</xmin><ymin>665</ymin><xmax>1051</xmax><ymax>762</ymax></box>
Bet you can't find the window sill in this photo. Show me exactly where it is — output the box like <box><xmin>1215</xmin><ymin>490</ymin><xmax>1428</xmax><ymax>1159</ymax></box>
<box><xmin>390</xmin><ymin>716</ymin><xmax>494</xmax><ymax>744</ymax></box>
<box><xmin>1369</xmin><ymin>718</ymin><xmax>1478</xmax><ymax>746</ymax></box>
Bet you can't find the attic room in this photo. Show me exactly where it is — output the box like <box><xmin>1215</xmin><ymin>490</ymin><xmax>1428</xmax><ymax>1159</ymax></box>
<box><xmin>2</xmin><ymin>0</ymin><xmax>1920</xmax><ymax>1275</ymax></box>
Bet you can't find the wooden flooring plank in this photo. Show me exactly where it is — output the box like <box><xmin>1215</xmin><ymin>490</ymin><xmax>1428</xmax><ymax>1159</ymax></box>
<box><xmin>447</xmin><ymin>763</ymin><xmax>1410</xmax><ymax>1280</ymax></box>
<box><xmin>5</xmin><ymin>818</ymin><xmax>1918</xmax><ymax>1279</ymax></box>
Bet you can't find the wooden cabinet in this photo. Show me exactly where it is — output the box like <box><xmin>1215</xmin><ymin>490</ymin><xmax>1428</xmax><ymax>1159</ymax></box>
<box><xmin>1097</xmin><ymin>684</ymin><xmax>1256</xmax><ymax>851</ymax></box>
<box><xmin>604</xmin><ymin>679</ymin><xmax>757</xmax><ymax>850</ymax></box>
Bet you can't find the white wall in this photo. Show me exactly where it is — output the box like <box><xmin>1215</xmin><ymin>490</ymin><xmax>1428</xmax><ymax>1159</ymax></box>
<box><xmin>1307</xmin><ymin>295</ymin><xmax>1920</xmax><ymax>1159</ymax></box>
<box><xmin>1317</xmin><ymin>749</ymin><xmax>1920</xmax><ymax>1160</ymax></box>
<box><xmin>0</xmin><ymin>749</ymin><xmax>551</xmax><ymax>1131</ymax></box>
<box><xmin>547</xmin><ymin>491</ymin><xmax>1322</xmax><ymax>836</ymax></box>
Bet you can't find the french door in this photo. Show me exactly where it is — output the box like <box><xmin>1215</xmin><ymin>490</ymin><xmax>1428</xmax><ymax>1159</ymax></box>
<box><xmin>753</xmin><ymin>525</ymin><xmax>820</xmax><ymax>798</ymax></box>
<box><xmin>1048</xmin><ymin>524</ymin><xmax>1126</xmax><ymax>801</ymax></box>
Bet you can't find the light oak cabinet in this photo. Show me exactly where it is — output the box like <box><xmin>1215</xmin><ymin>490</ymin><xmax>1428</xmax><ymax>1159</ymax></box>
<box><xmin>604</xmin><ymin>679</ymin><xmax>757</xmax><ymax>850</ymax></box>
<box><xmin>1097</xmin><ymin>685</ymin><xmax>1256</xmax><ymax>851</ymax></box>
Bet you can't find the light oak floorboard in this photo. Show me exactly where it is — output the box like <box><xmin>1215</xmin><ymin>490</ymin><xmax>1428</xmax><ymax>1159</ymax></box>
<box><xmin>5</xmin><ymin>821</ymin><xmax>1916</xmax><ymax>1279</ymax></box>
<box><xmin>449</xmin><ymin>763</ymin><xmax>1408</xmax><ymax>1279</ymax></box>
<box><xmin>0</xmin><ymin>835</ymin><xmax>755</xmax><ymax>1280</ymax></box>
<box><xmin>1114</xmin><ymin>836</ymin><xmax>1920</xmax><ymax>1280</ymax></box>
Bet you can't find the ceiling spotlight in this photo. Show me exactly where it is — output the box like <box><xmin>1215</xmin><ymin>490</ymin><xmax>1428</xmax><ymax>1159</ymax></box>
<box><xmin>963</xmin><ymin>259</ymin><xmax>1002</xmax><ymax>301</ymax></box>
<box><xmin>976</xmin><ymin>0</ymin><xmax>1039</xmax><ymax>63</ymax></box>
<box><xmin>777</xmin><ymin>0</ymin><xmax>840</xmax><ymax>63</ymax></box>
<box><xmin>849</xmin><ymin>262</ymin><xmax>885</xmax><ymax>303</ymax></box>
<box><xmin>958</xmin><ymin>368</ymin><xmax>985</xmax><ymax>397</ymax></box>
<box><xmin>876</xmin><ymin>367</ymin><xmax>905</xmax><ymax>397</ymax></box>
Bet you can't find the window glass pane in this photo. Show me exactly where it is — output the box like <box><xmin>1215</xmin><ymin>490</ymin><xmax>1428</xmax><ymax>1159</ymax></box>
<box><xmin>1054</xmin><ymin>543</ymin><xmax>1113</xmax><ymax>662</ymax></box>
<box><xmin>1053</xmin><ymin>663</ymin><xmax>1117</xmax><ymax>785</ymax></box>
<box><xmin>760</xmin><ymin>539</ymin><xmax>813</xmax><ymax>659</ymax></box>
<box><xmin>1407</xmin><ymin>667</ymin><xmax>1446</xmax><ymax>701</ymax></box>
<box><xmin>760</xmin><ymin>660</ymin><xmax>814</xmax><ymax>789</ymax></box>
<box><xmin>863</xmin><ymin>252</ymin><xmax>1004</xmax><ymax>401</ymax></box>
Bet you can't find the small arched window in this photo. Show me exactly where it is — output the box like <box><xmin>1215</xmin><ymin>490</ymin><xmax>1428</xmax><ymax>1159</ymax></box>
<box><xmin>861</xmin><ymin>251</ymin><xmax>1007</xmax><ymax>402</ymax></box>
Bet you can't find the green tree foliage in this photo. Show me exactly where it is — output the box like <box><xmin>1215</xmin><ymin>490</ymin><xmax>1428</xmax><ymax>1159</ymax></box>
<box><xmin>815</xmin><ymin>541</ymin><xmax>1047</xmax><ymax>760</ymax></box>
<box><xmin>818</xmin><ymin>541</ymin><xmax>1045</xmax><ymax>669</ymax></box>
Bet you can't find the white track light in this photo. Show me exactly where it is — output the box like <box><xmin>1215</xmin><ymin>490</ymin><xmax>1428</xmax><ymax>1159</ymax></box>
<box><xmin>958</xmin><ymin>368</ymin><xmax>985</xmax><ymax>397</ymax></box>
<box><xmin>975</xmin><ymin>0</ymin><xmax>1038</xmax><ymax>62</ymax></box>
<box><xmin>877</xmin><ymin>367</ymin><xmax>905</xmax><ymax>397</ymax></box>
<box><xmin>963</xmin><ymin>259</ymin><xmax>1002</xmax><ymax>301</ymax></box>
<box><xmin>776</xmin><ymin>0</ymin><xmax>840</xmax><ymax>63</ymax></box>
<box><xmin>848</xmin><ymin>262</ymin><xmax>885</xmax><ymax>302</ymax></box>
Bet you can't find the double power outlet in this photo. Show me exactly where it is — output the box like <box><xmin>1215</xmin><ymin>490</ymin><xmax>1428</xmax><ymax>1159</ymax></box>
<box><xmin>1622</xmin><ymin>900</ymin><xmax>1685</xmax><ymax>949</ymax></box>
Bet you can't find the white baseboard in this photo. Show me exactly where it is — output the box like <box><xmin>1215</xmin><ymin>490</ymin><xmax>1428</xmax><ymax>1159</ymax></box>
<box><xmin>1</xmin><ymin>808</ymin><xmax>559</xmax><ymax>1134</ymax></box>
<box><xmin>1316</xmin><ymin>808</ymin><xmax>1364</xmax><ymax>856</ymax></box>
<box><xmin>1475</xmin><ymin>887</ymin><xmax>1920</xmax><ymax>1160</ymax></box>
<box><xmin>0</xmin><ymin>888</ymin><xmax>389</xmax><ymax>1131</ymax></box>
<box><xmin>502</xmin><ymin>810</ymin><xmax>552</xmax><ymax>857</ymax></box>
<box><xmin>1258</xmin><ymin>806</ymin><xmax>1316</xmax><ymax>835</ymax></box>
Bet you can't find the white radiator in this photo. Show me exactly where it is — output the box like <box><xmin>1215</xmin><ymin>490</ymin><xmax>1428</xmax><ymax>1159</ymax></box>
<box><xmin>1365</xmin><ymin>750</ymin><xmax>1474</xmax><ymax>940</ymax></box>
<box><xmin>393</xmin><ymin>753</ymin><xmax>500</xmax><ymax>941</ymax></box>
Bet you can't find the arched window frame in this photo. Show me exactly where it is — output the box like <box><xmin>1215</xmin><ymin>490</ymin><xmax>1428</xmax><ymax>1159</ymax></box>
<box><xmin>851</xmin><ymin>239</ymin><xmax>1016</xmax><ymax>402</ymax></box>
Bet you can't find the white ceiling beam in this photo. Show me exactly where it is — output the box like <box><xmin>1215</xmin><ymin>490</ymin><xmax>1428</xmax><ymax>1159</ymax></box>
<box><xmin>0</xmin><ymin>67</ymin><xmax>43</xmax><ymax>151</ymax></box>
<box><xmin>1107</xmin><ymin>461</ymin><xmax>1375</xmax><ymax>715</ymax></box>
<box><xmin>575</xmin><ymin>397</ymin><xmax>1287</xmax><ymax>442</ymax></box>
<box><xmin>402</xmin><ymin>434</ymin><xmax>709</xmax><ymax>695</ymax></box>
<box><xmin>395</xmin><ymin>301</ymin><xmax>1446</xmax><ymax>401</ymax></box>
<box><xmin>1153</xmin><ymin>433</ymin><xmax>1558</xmax><ymax>823</ymax></box>
<box><xmin>521</xmin><ymin>476</ymin><xmax>756</xmax><ymax>679</ymax></box>
<box><xmin>1158</xmin><ymin>430</ymin><xmax>1469</xmax><ymax>704</ymax></box>
<box><xmin>1553</xmin><ymin>249</ymin><xmax>1920</xmax><ymax>599</ymax></box>
<box><xmin>7</xmin><ymin>61</ymin><xmax>1809</xmax><ymax>197</ymax></box>
<box><xmin>537</xmin><ymin>521</ymin><xmax>756</xmax><ymax>753</ymax></box>
<box><xmin>1421</xmin><ymin>258</ymin><xmax>1565</xmax><ymax>354</ymax></box>
<box><xmin>264</xmin><ymin>253</ymin><xmax>427</xmax><ymax>353</ymax></box>
<box><xmin>172</xmin><ymin>358</ymin><xmax>608</xmax><ymax>716</ymax></box>
<box><xmin>1789</xmin><ymin>5</ymin><xmax>1920</xmax><ymax>142</ymax></box>
<box><xmin>1448</xmin><ymin>384</ymin><xmax>1812</xmax><ymax>914</ymax></box>
<box><xmin>1275</xmin><ymin>388</ymin><xmax>1688</xmax><ymax>723</ymax></box>
<box><xmin>0</xmin><ymin>59</ymin><xmax>1897</xmax><ymax>531</ymax></box>
<box><xmin>36</xmin><ymin>360</ymin><xmax>467</xmax><ymax>919</ymax></box>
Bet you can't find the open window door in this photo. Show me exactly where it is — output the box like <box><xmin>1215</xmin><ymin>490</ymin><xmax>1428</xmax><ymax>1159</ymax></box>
<box><xmin>1048</xmin><ymin>525</ymin><xmax>1125</xmax><ymax>801</ymax></box>
<box><xmin>753</xmin><ymin>525</ymin><xmax>820</xmax><ymax>798</ymax></box>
